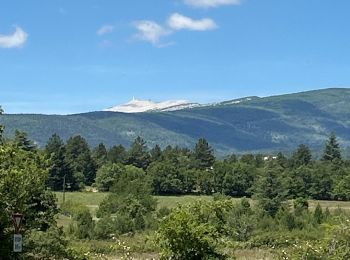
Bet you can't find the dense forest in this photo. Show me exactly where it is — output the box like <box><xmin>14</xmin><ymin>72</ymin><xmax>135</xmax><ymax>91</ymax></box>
<box><xmin>42</xmin><ymin>131</ymin><xmax>350</xmax><ymax>202</ymax></box>
<box><xmin>1</xmin><ymin>106</ymin><xmax>350</xmax><ymax>259</ymax></box>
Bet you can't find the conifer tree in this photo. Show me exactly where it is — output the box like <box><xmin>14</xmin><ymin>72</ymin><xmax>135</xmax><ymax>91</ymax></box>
<box><xmin>45</xmin><ymin>134</ymin><xmax>75</xmax><ymax>191</ymax></box>
<box><xmin>108</xmin><ymin>144</ymin><xmax>127</xmax><ymax>164</ymax></box>
<box><xmin>65</xmin><ymin>135</ymin><xmax>96</xmax><ymax>186</ymax></box>
<box><xmin>193</xmin><ymin>138</ymin><xmax>215</xmax><ymax>170</ymax></box>
<box><xmin>128</xmin><ymin>136</ymin><xmax>150</xmax><ymax>169</ymax></box>
<box><xmin>14</xmin><ymin>130</ymin><xmax>37</xmax><ymax>151</ymax></box>
<box><xmin>150</xmin><ymin>144</ymin><xmax>163</xmax><ymax>162</ymax></box>
<box><xmin>92</xmin><ymin>143</ymin><xmax>108</xmax><ymax>167</ymax></box>
<box><xmin>291</xmin><ymin>144</ymin><xmax>312</xmax><ymax>167</ymax></box>
<box><xmin>322</xmin><ymin>133</ymin><xmax>342</xmax><ymax>162</ymax></box>
<box><xmin>253</xmin><ymin>163</ymin><xmax>287</xmax><ymax>216</ymax></box>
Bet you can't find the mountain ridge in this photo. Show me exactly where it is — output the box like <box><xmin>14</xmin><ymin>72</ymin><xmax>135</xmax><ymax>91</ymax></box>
<box><xmin>1</xmin><ymin>88</ymin><xmax>350</xmax><ymax>155</ymax></box>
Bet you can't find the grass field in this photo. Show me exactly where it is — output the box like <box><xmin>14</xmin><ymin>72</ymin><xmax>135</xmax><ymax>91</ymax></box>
<box><xmin>55</xmin><ymin>192</ymin><xmax>214</xmax><ymax>214</ymax></box>
<box><xmin>55</xmin><ymin>192</ymin><xmax>350</xmax><ymax>213</ymax></box>
<box><xmin>54</xmin><ymin>192</ymin><xmax>350</xmax><ymax>260</ymax></box>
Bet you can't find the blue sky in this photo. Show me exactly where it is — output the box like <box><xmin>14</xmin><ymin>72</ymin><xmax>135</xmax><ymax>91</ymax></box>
<box><xmin>1</xmin><ymin>0</ymin><xmax>350</xmax><ymax>114</ymax></box>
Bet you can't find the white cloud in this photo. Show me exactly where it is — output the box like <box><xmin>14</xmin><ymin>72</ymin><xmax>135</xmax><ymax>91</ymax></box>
<box><xmin>0</xmin><ymin>26</ymin><xmax>28</xmax><ymax>48</ymax></box>
<box><xmin>97</xmin><ymin>25</ymin><xmax>114</xmax><ymax>36</ymax></box>
<box><xmin>184</xmin><ymin>0</ymin><xmax>240</xmax><ymax>8</ymax></box>
<box><xmin>168</xmin><ymin>13</ymin><xmax>217</xmax><ymax>31</ymax></box>
<box><xmin>133</xmin><ymin>20</ymin><xmax>171</xmax><ymax>46</ymax></box>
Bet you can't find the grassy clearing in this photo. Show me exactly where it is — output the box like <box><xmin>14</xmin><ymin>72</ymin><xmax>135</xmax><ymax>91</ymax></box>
<box><xmin>309</xmin><ymin>200</ymin><xmax>350</xmax><ymax>212</ymax></box>
<box><xmin>55</xmin><ymin>192</ymin><xmax>350</xmax><ymax>213</ymax></box>
<box><xmin>54</xmin><ymin>192</ymin><xmax>350</xmax><ymax>259</ymax></box>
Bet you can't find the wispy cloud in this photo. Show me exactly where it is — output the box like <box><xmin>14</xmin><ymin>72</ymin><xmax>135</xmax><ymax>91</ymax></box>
<box><xmin>133</xmin><ymin>20</ymin><xmax>171</xmax><ymax>46</ymax></box>
<box><xmin>97</xmin><ymin>24</ymin><xmax>115</xmax><ymax>36</ymax></box>
<box><xmin>184</xmin><ymin>0</ymin><xmax>241</xmax><ymax>8</ymax></box>
<box><xmin>0</xmin><ymin>26</ymin><xmax>28</xmax><ymax>48</ymax></box>
<box><xmin>168</xmin><ymin>13</ymin><xmax>217</xmax><ymax>31</ymax></box>
<box><xmin>133</xmin><ymin>13</ymin><xmax>218</xmax><ymax>47</ymax></box>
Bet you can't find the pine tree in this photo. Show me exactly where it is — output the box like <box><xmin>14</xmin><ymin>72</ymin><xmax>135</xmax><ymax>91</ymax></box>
<box><xmin>128</xmin><ymin>136</ymin><xmax>150</xmax><ymax>169</ymax></box>
<box><xmin>65</xmin><ymin>135</ymin><xmax>96</xmax><ymax>186</ymax></box>
<box><xmin>92</xmin><ymin>143</ymin><xmax>108</xmax><ymax>167</ymax></box>
<box><xmin>322</xmin><ymin>133</ymin><xmax>342</xmax><ymax>162</ymax></box>
<box><xmin>253</xmin><ymin>163</ymin><xmax>287</xmax><ymax>216</ymax></box>
<box><xmin>291</xmin><ymin>144</ymin><xmax>312</xmax><ymax>167</ymax></box>
<box><xmin>45</xmin><ymin>134</ymin><xmax>76</xmax><ymax>191</ymax></box>
<box><xmin>150</xmin><ymin>144</ymin><xmax>163</xmax><ymax>162</ymax></box>
<box><xmin>108</xmin><ymin>144</ymin><xmax>127</xmax><ymax>164</ymax></box>
<box><xmin>14</xmin><ymin>130</ymin><xmax>37</xmax><ymax>151</ymax></box>
<box><xmin>313</xmin><ymin>203</ymin><xmax>323</xmax><ymax>224</ymax></box>
<box><xmin>193</xmin><ymin>138</ymin><xmax>215</xmax><ymax>170</ymax></box>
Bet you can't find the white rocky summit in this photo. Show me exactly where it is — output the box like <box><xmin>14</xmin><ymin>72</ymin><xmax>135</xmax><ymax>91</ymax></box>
<box><xmin>105</xmin><ymin>97</ymin><xmax>200</xmax><ymax>113</ymax></box>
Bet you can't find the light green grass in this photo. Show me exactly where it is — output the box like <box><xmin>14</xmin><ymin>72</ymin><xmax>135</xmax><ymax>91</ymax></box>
<box><xmin>55</xmin><ymin>192</ymin><xmax>350</xmax><ymax>212</ymax></box>
<box><xmin>154</xmin><ymin>195</ymin><xmax>213</xmax><ymax>209</ymax></box>
<box><xmin>55</xmin><ymin>191</ymin><xmax>108</xmax><ymax>207</ymax></box>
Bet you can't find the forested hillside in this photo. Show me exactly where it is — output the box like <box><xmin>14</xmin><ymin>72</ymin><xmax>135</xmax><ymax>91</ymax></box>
<box><xmin>1</xmin><ymin>88</ymin><xmax>350</xmax><ymax>154</ymax></box>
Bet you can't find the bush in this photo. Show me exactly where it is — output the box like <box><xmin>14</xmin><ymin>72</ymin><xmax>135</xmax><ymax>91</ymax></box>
<box><xmin>25</xmin><ymin>226</ymin><xmax>84</xmax><ymax>259</ymax></box>
<box><xmin>156</xmin><ymin>200</ymin><xmax>234</xmax><ymax>259</ymax></box>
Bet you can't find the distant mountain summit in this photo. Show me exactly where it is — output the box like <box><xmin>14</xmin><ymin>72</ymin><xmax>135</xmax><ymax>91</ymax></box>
<box><xmin>104</xmin><ymin>98</ymin><xmax>200</xmax><ymax>113</ymax></box>
<box><xmin>2</xmin><ymin>88</ymin><xmax>350</xmax><ymax>154</ymax></box>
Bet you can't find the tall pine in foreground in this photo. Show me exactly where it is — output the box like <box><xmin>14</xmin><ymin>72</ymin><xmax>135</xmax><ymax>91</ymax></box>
<box><xmin>322</xmin><ymin>133</ymin><xmax>342</xmax><ymax>162</ymax></box>
<box><xmin>65</xmin><ymin>135</ymin><xmax>96</xmax><ymax>187</ymax></box>
<box><xmin>128</xmin><ymin>136</ymin><xmax>150</xmax><ymax>169</ymax></box>
<box><xmin>45</xmin><ymin>134</ymin><xmax>76</xmax><ymax>191</ymax></box>
<box><xmin>193</xmin><ymin>138</ymin><xmax>215</xmax><ymax>170</ymax></box>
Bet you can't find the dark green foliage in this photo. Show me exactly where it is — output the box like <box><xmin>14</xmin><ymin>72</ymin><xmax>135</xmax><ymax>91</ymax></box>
<box><xmin>74</xmin><ymin>208</ymin><xmax>94</xmax><ymax>239</ymax></box>
<box><xmin>97</xmin><ymin>165</ymin><xmax>157</xmax><ymax>235</ymax></box>
<box><xmin>107</xmin><ymin>144</ymin><xmax>127</xmax><ymax>164</ymax></box>
<box><xmin>293</xmin><ymin>197</ymin><xmax>309</xmax><ymax>215</ymax></box>
<box><xmin>14</xmin><ymin>129</ymin><xmax>37</xmax><ymax>151</ymax></box>
<box><xmin>95</xmin><ymin>163</ymin><xmax>124</xmax><ymax>191</ymax></box>
<box><xmin>148</xmin><ymin>161</ymin><xmax>186</xmax><ymax>195</ymax></box>
<box><xmin>213</xmin><ymin>161</ymin><xmax>256</xmax><ymax>197</ymax></box>
<box><xmin>0</xmin><ymin>137</ymin><xmax>66</xmax><ymax>258</ymax></box>
<box><xmin>25</xmin><ymin>226</ymin><xmax>80</xmax><ymax>259</ymax></box>
<box><xmin>226</xmin><ymin>198</ymin><xmax>255</xmax><ymax>241</ymax></box>
<box><xmin>193</xmin><ymin>138</ymin><xmax>215</xmax><ymax>170</ymax></box>
<box><xmin>156</xmin><ymin>200</ymin><xmax>233</xmax><ymax>260</ymax></box>
<box><xmin>308</xmin><ymin>162</ymin><xmax>333</xmax><ymax>200</ymax></box>
<box><xmin>92</xmin><ymin>142</ymin><xmax>108</xmax><ymax>167</ymax></box>
<box><xmin>291</xmin><ymin>144</ymin><xmax>312</xmax><ymax>167</ymax></box>
<box><xmin>276</xmin><ymin>152</ymin><xmax>288</xmax><ymax>168</ymax></box>
<box><xmin>322</xmin><ymin>133</ymin><xmax>342</xmax><ymax>162</ymax></box>
<box><xmin>240</xmin><ymin>154</ymin><xmax>255</xmax><ymax>165</ymax></box>
<box><xmin>253</xmin><ymin>164</ymin><xmax>287</xmax><ymax>216</ymax></box>
<box><xmin>65</xmin><ymin>135</ymin><xmax>97</xmax><ymax>186</ymax></box>
<box><xmin>283</xmin><ymin>166</ymin><xmax>313</xmax><ymax>199</ymax></box>
<box><xmin>3</xmin><ymin>88</ymin><xmax>350</xmax><ymax>154</ymax></box>
<box><xmin>313</xmin><ymin>203</ymin><xmax>323</xmax><ymax>224</ymax></box>
<box><xmin>45</xmin><ymin>133</ymin><xmax>76</xmax><ymax>191</ymax></box>
<box><xmin>128</xmin><ymin>136</ymin><xmax>151</xmax><ymax>169</ymax></box>
<box><xmin>150</xmin><ymin>144</ymin><xmax>163</xmax><ymax>162</ymax></box>
<box><xmin>276</xmin><ymin>205</ymin><xmax>296</xmax><ymax>230</ymax></box>
<box><xmin>333</xmin><ymin>173</ymin><xmax>350</xmax><ymax>200</ymax></box>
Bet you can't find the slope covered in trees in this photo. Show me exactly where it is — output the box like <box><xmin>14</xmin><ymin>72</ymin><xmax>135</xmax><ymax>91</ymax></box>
<box><xmin>1</xmin><ymin>88</ymin><xmax>350</xmax><ymax>154</ymax></box>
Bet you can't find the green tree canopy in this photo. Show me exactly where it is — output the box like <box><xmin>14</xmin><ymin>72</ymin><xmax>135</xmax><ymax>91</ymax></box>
<box><xmin>45</xmin><ymin>134</ymin><xmax>76</xmax><ymax>191</ymax></box>
<box><xmin>128</xmin><ymin>136</ymin><xmax>151</xmax><ymax>169</ymax></box>
<box><xmin>291</xmin><ymin>144</ymin><xmax>312</xmax><ymax>167</ymax></box>
<box><xmin>0</xmin><ymin>143</ymin><xmax>58</xmax><ymax>257</ymax></box>
<box><xmin>193</xmin><ymin>138</ymin><xmax>215</xmax><ymax>170</ymax></box>
<box><xmin>322</xmin><ymin>133</ymin><xmax>342</xmax><ymax>162</ymax></box>
<box><xmin>65</xmin><ymin>135</ymin><xmax>96</xmax><ymax>186</ymax></box>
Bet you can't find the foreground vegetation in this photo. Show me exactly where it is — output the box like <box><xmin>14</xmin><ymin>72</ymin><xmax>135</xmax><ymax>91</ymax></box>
<box><xmin>1</xmin><ymin>105</ymin><xmax>350</xmax><ymax>259</ymax></box>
